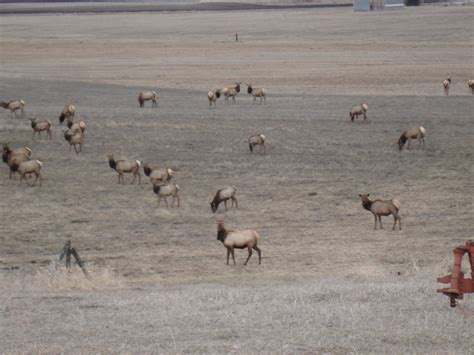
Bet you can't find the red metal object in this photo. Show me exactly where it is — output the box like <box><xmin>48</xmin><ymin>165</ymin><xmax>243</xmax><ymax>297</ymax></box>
<box><xmin>437</xmin><ymin>240</ymin><xmax>474</xmax><ymax>307</ymax></box>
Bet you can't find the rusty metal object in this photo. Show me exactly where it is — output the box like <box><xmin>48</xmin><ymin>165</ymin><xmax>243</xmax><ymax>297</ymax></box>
<box><xmin>437</xmin><ymin>240</ymin><xmax>474</xmax><ymax>307</ymax></box>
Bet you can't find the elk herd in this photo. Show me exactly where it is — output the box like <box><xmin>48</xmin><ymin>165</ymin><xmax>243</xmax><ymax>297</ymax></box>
<box><xmin>0</xmin><ymin>76</ymin><xmax>472</xmax><ymax>265</ymax></box>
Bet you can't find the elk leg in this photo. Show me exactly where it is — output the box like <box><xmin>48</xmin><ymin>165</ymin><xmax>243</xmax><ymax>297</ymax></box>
<box><xmin>253</xmin><ymin>246</ymin><xmax>262</xmax><ymax>264</ymax></box>
<box><xmin>226</xmin><ymin>249</ymin><xmax>230</xmax><ymax>265</ymax></box>
<box><xmin>379</xmin><ymin>215</ymin><xmax>383</xmax><ymax>229</ymax></box>
<box><xmin>231</xmin><ymin>248</ymin><xmax>235</xmax><ymax>265</ymax></box>
<box><xmin>164</xmin><ymin>197</ymin><xmax>169</xmax><ymax>208</ymax></box>
<box><xmin>244</xmin><ymin>247</ymin><xmax>253</xmax><ymax>266</ymax></box>
<box><xmin>374</xmin><ymin>214</ymin><xmax>378</xmax><ymax>230</ymax></box>
<box><xmin>157</xmin><ymin>197</ymin><xmax>161</xmax><ymax>207</ymax></box>
<box><xmin>32</xmin><ymin>172</ymin><xmax>38</xmax><ymax>186</ymax></box>
<box><xmin>407</xmin><ymin>138</ymin><xmax>411</xmax><ymax>150</ymax></box>
<box><xmin>224</xmin><ymin>200</ymin><xmax>228</xmax><ymax>211</ymax></box>
<box><xmin>138</xmin><ymin>173</ymin><xmax>141</xmax><ymax>185</ymax></box>
<box><xmin>176</xmin><ymin>195</ymin><xmax>180</xmax><ymax>208</ymax></box>
<box><xmin>73</xmin><ymin>144</ymin><xmax>78</xmax><ymax>154</ymax></box>
<box><xmin>131</xmin><ymin>173</ymin><xmax>136</xmax><ymax>184</ymax></box>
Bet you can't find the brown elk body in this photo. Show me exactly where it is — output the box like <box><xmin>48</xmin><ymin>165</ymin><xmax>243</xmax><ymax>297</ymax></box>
<box><xmin>249</xmin><ymin>134</ymin><xmax>266</xmax><ymax>153</ymax></box>
<box><xmin>210</xmin><ymin>186</ymin><xmax>238</xmax><ymax>213</ymax></box>
<box><xmin>18</xmin><ymin>160</ymin><xmax>43</xmax><ymax>186</ymax></box>
<box><xmin>30</xmin><ymin>118</ymin><xmax>52</xmax><ymax>140</ymax></box>
<box><xmin>207</xmin><ymin>89</ymin><xmax>221</xmax><ymax>107</ymax></box>
<box><xmin>153</xmin><ymin>182</ymin><xmax>180</xmax><ymax>208</ymax></box>
<box><xmin>443</xmin><ymin>78</ymin><xmax>451</xmax><ymax>96</ymax></box>
<box><xmin>217</xmin><ymin>221</ymin><xmax>262</xmax><ymax>265</ymax></box>
<box><xmin>398</xmin><ymin>126</ymin><xmax>426</xmax><ymax>150</ymax></box>
<box><xmin>138</xmin><ymin>91</ymin><xmax>157</xmax><ymax>108</ymax></box>
<box><xmin>359</xmin><ymin>194</ymin><xmax>401</xmax><ymax>230</ymax></box>
<box><xmin>223</xmin><ymin>82</ymin><xmax>241</xmax><ymax>104</ymax></box>
<box><xmin>108</xmin><ymin>155</ymin><xmax>141</xmax><ymax>184</ymax></box>
<box><xmin>350</xmin><ymin>103</ymin><xmax>368</xmax><ymax>122</ymax></box>
<box><xmin>0</xmin><ymin>100</ymin><xmax>25</xmax><ymax>117</ymax></box>
<box><xmin>143</xmin><ymin>163</ymin><xmax>174</xmax><ymax>184</ymax></box>
<box><xmin>246</xmin><ymin>84</ymin><xmax>267</xmax><ymax>104</ymax></box>
<box><xmin>1</xmin><ymin>143</ymin><xmax>32</xmax><ymax>179</ymax></box>
<box><xmin>63</xmin><ymin>130</ymin><xmax>83</xmax><ymax>154</ymax></box>
<box><xmin>59</xmin><ymin>104</ymin><xmax>76</xmax><ymax>123</ymax></box>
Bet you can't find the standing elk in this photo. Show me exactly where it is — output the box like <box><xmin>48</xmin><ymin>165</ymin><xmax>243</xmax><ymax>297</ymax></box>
<box><xmin>207</xmin><ymin>89</ymin><xmax>221</xmax><ymax>107</ymax></box>
<box><xmin>468</xmin><ymin>80</ymin><xmax>474</xmax><ymax>95</ymax></box>
<box><xmin>248</xmin><ymin>134</ymin><xmax>266</xmax><ymax>153</ymax></box>
<box><xmin>222</xmin><ymin>82</ymin><xmax>241</xmax><ymax>104</ymax></box>
<box><xmin>59</xmin><ymin>104</ymin><xmax>76</xmax><ymax>123</ymax></box>
<box><xmin>216</xmin><ymin>220</ymin><xmax>262</xmax><ymax>266</ymax></box>
<box><xmin>30</xmin><ymin>118</ymin><xmax>52</xmax><ymax>140</ymax></box>
<box><xmin>63</xmin><ymin>129</ymin><xmax>83</xmax><ymax>154</ymax></box>
<box><xmin>398</xmin><ymin>126</ymin><xmax>426</xmax><ymax>150</ymax></box>
<box><xmin>210</xmin><ymin>186</ymin><xmax>238</xmax><ymax>213</ymax></box>
<box><xmin>246</xmin><ymin>83</ymin><xmax>267</xmax><ymax>104</ymax></box>
<box><xmin>350</xmin><ymin>103</ymin><xmax>368</xmax><ymax>122</ymax></box>
<box><xmin>0</xmin><ymin>100</ymin><xmax>25</xmax><ymax>118</ymax></box>
<box><xmin>153</xmin><ymin>182</ymin><xmax>180</xmax><ymax>208</ymax></box>
<box><xmin>108</xmin><ymin>155</ymin><xmax>141</xmax><ymax>184</ymax></box>
<box><xmin>443</xmin><ymin>78</ymin><xmax>451</xmax><ymax>96</ymax></box>
<box><xmin>143</xmin><ymin>163</ymin><xmax>175</xmax><ymax>184</ymax></box>
<box><xmin>1</xmin><ymin>143</ymin><xmax>32</xmax><ymax>179</ymax></box>
<box><xmin>138</xmin><ymin>91</ymin><xmax>157</xmax><ymax>108</ymax></box>
<box><xmin>359</xmin><ymin>193</ymin><xmax>401</xmax><ymax>230</ymax></box>
<box><xmin>18</xmin><ymin>160</ymin><xmax>43</xmax><ymax>187</ymax></box>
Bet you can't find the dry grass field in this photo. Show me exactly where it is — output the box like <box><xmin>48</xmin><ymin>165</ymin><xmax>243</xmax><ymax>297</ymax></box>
<box><xmin>0</xmin><ymin>5</ymin><xmax>473</xmax><ymax>353</ymax></box>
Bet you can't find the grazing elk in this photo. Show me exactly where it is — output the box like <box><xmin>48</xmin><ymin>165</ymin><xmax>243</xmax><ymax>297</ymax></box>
<box><xmin>30</xmin><ymin>118</ymin><xmax>52</xmax><ymax>140</ymax></box>
<box><xmin>138</xmin><ymin>91</ymin><xmax>157</xmax><ymax>108</ymax></box>
<box><xmin>18</xmin><ymin>160</ymin><xmax>43</xmax><ymax>187</ymax></box>
<box><xmin>210</xmin><ymin>186</ymin><xmax>238</xmax><ymax>213</ymax></box>
<box><xmin>350</xmin><ymin>103</ymin><xmax>368</xmax><ymax>122</ymax></box>
<box><xmin>207</xmin><ymin>89</ymin><xmax>221</xmax><ymax>107</ymax></box>
<box><xmin>359</xmin><ymin>193</ymin><xmax>401</xmax><ymax>230</ymax></box>
<box><xmin>108</xmin><ymin>155</ymin><xmax>141</xmax><ymax>184</ymax></box>
<box><xmin>222</xmin><ymin>82</ymin><xmax>241</xmax><ymax>104</ymax></box>
<box><xmin>443</xmin><ymin>78</ymin><xmax>451</xmax><ymax>96</ymax></box>
<box><xmin>248</xmin><ymin>134</ymin><xmax>266</xmax><ymax>153</ymax></box>
<box><xmin>246</xmin><ymin>83</ymin><xmax>267</xmax><ymax>104</ymax></box>
<box><xmin>153</xmin><ymin>182</ymin><xmax>180</xmax><ymax>208</ymax></box>
<box><xmin>59</xmin><ymin>104</ymin><xmax>76</xmax><ymax>123</ymax></box>
<box><xmin>216</xmin><ymin>220</ymin><xmax>262</xmax><ymax>266</ymax></box>
<box><xmin>398</xmin><ymin>126</ymin><xmax>426</xmax><ymax>150</ymax></box>
<box><xmin>0</xmin><ymin>100</ymin><xmax>25</xmax><ymax>118</ymax></box>
<box><xmin>1</xmin><ymin>143</ymin><xmax>32</xmax><ymax>179</ymax></box>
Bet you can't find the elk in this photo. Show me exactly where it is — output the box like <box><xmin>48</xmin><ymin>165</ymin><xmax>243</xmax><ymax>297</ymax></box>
<box><xmin>207</xmin><ymin>89</ymin><xmax>221</xmax><ymax>107</ymax></box>
<box><xmin>67</xmin><ymin>119</ymin><xmax>86</xmax><ymax>134</ymax></box>
<box><xmin>248</xmin><ymin>134</ymin><xmax>266</xmax><ymax>153</ymax></box>
<box><xmin>153</xmin><ymin>182</ymin><xmax>180</xmax><ymax>208</ymax></box>
<box><xmin>59</xmin><ymin>104</ymin><xmax>76</xmax><ymax>123</ymax></box>
<box><xmin>468</xmin><ymin>80</ymin><xmax>474</xmax><ymax>95</ymax></box>
<box><xmin>0</xmin><ymin>100</ymin><xmax>25</xmax><ymax>117</ymax></box>
<box><xmin>359</xmin><ymin>193</ymin><xmax>401</xmax><ymax>230</ymax></box>
<box><xmin>138</xmin><ymin>91</ymin><xmax>157</xmax><ymax>108</ymax></box>
<box><xmin>222</xmin><ymin>82</ymin><xmax>241</xmax><ymax>104</ymax></box>
<box><xmin>1</xmin><ymin>143</ymin><xmax>32</xmax><ymax>179</ymax></box>
<box><xmin>443</xmin><ymin>78</ymin><xmax>451</xmax><ymax>96</ymax></box>
<box><xmin>350</xmin><ymin>103</ymin><xmax>368</xmax><ymax>122</ymax></box>
<box><xmin>143</xmin><ymin>163</ymin><xmax>174</xmax><ymax>184</ymax></box>
<box><xmin>398</xmin><ymin>126</ymin><xmax>426</xmax><ymax>150</ymax></box>
<box><xmin>210</xmin><ymin>186</ymin><xmax>238</xmax><ymax>213</ymax></box>
<box><xmin>63</xmin><ymin>129</ymin><xmax>83</xmax><ymax>154</ymax></box>
<box><xmin>30</xmin><ymin>118</ymin><xmax>52</xmax><ymax>140</ymax></box>
<box><xmin>216</xmin><ymin>220</ymin><xmax>262</xmax><ymax>266</ymax></box>
<box><xmin>246</xmin><ymin>83</ymin><xmax>267</xmax><ymax>104</ymax></box>
<box><xmin>107</xmin><ymin>155</ymin><xmax>141</xmax><ymax>184</ymax></box>
<box><xmin>18</xmin><ymin>160</ymin><xmax>43</xmax><ymax>187</ymax></box>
